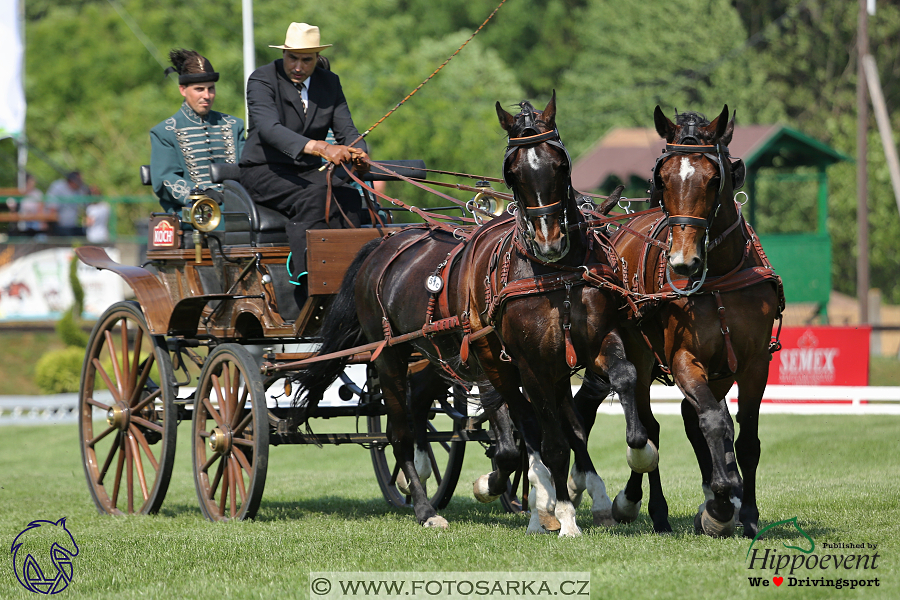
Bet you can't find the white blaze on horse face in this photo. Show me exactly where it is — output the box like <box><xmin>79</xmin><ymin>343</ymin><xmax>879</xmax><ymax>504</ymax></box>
<box><xmin>679</xmin><ymin>156</ymin><xmax>696</xmax><ymax>182</ymax></box>
<box><xmin>523</xmin><ymin>147</ymin><xmax>557</xmax><ymax>254</ymax></box>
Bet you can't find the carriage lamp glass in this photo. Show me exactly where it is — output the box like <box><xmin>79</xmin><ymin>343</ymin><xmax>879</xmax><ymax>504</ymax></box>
<box><xmin>188</xmin><ymin>192</ymin><xmax>221</xmax><ymax>232</ymax></box>
<box><xmin>468</xmin><ymin>180</ymin><xmax>505</xmax><ymax>223</ymax></box>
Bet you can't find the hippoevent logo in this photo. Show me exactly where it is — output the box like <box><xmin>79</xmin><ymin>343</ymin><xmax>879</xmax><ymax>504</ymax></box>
<box><xmin>10</xmin><ymin>518</ymin><xmax>79</xmax><ymax>594</ymax></box>
<box><xmin>745</xmin><ymin>517</ymin><xmax>880</xmax><ymax>590</ymax></box>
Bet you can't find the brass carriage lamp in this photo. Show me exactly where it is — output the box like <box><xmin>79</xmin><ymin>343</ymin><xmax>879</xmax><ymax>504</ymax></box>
<box><xmin>471</xmin><ymin>180</ymin><xmax>505</xmax><ymax>217</ymax></box>
<box><xmin>187</xmin><ymin>188</ymin><xmax>222</xmax><ymax>263</ymax></box>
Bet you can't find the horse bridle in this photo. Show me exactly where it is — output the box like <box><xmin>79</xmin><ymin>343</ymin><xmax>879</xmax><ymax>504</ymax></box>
<box><xmin>652</xmin><ymin>142</ymin><xmax>730</xmax><ymax>296</ymax></box>
<box><xmin>502</xmin><ymin>113</ymin><xmax>575</xmax><ymax>261</ymax></box>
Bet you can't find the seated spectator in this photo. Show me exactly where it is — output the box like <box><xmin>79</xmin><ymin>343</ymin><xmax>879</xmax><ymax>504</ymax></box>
<box><xmin>16</xmin><ymin>173</ymin><xmax>47</xmax><ymax>236</ymax></box>
<box><xmin>46</xmin><ymin>171</ymin><xmax>88</xmax><ymax>237</ymax></box>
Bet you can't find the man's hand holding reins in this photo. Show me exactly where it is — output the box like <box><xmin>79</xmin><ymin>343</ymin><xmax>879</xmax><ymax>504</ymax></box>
<box><xmin>307</xmin><ymin>140</ymin><xmax>370</xmax><ymax>173</ymax></box>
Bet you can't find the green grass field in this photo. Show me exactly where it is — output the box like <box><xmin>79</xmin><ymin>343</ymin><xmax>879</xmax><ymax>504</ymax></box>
<box><xmin>1</xmin><ymin>413</ymin><xmax>897</xmax><ymax>599</ymax></box>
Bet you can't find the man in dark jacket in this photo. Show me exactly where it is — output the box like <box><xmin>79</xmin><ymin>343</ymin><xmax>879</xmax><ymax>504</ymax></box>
<box><xmin>240</xmin><ymin>22</ymin><xmax>369</xmax><ymax>297</ymax></box>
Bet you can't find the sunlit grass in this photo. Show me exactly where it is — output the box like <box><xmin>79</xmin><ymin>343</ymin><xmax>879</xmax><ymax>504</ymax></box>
<box><xmin>1</xmin><ymin>414</ymin><xmax>897</xmax><ymax>599</ymax></box>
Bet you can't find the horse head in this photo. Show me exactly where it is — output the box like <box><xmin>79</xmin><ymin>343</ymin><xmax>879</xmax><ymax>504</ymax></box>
<box><xmin>496</xmin><ymin>91</ymin><xmax>575</xmax><ymax>262</ymax></box>
<box><xmin>651</xmin><ymin>105</ymin><xmax>740</xmax><ymax>283</ymax></box>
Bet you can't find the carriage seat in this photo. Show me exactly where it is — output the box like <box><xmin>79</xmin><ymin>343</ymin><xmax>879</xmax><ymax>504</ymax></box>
<box><xmin>209</xmin><ymin>163</ymin><xmax>288</xmax><ymax>246</ymax></box>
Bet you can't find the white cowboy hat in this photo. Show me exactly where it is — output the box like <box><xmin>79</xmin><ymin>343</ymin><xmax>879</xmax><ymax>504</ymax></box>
<box><xmin>269</xmin><ymin>23</ymin><xmax>332</xmax><ymax>52</ymax></box>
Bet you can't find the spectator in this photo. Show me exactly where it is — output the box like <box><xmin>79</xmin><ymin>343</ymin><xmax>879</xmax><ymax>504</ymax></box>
<box><xmin>16</xmin><ymin>173</ymin><xmax>47</xmax><ymax>236</ymax></box>
<box><xmin>85</xmin><ymin>191</ymin><xmax>111</xmax><ymax>244</ymax></box>
<box><xmin>46</xmin><ymin>171</ymin><xmax>88</xmax><ymax>237</ymax></box>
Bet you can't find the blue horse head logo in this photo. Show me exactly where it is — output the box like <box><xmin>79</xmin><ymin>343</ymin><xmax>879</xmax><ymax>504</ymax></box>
<box><xmin>11</xmin><ymin>518</ymin><xmax>79</xmax><ymax>594</ymax></box>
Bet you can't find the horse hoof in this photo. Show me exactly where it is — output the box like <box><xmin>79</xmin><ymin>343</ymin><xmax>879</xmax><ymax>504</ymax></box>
<box><xmin>592</xmin><ymin>509</ymin><xmax>616</xmax><ymax>527</ymax></box>
<box><xmin>423</xmin><ymin>516</ymin><xmax>449</xmax><ymax>529</ymax></box>
<box><xmin>538</xmin><ymin>510</ymin><xmax>561</xmax><ymax>532</ymax></box>
<box><xmin>396</xmin><ymin>471</ymin><xmax>411</xmax><ymax>496</ymax></box>
<box><xmin>626</xmin><ymin>440</ymin><xmax>659</xmax><ymax>473</ymax></box>
<box><xmin>473</xmin><ymin>475</ymin><xmax>501</xmax><ymax>504</ymax></box>
<box><xmin>698</xmin><ymin>509</ymin><xmax>736</xmax><ymax>538</ymax></box>
<box><xmin>558</xmin><ymin>523</ymin><xmax>582</xmax><ymax>538</ymax></box>
<box><xmin>610</xmin><ymin>489</ymin><xmax>641</xmax><ymax>524</ymax></box>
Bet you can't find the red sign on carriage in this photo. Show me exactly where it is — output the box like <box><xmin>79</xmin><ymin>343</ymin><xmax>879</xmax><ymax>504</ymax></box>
<box><xmin>149</xmin><ymin>217</ymin><xmax>178</xmax><ymax>249</ymax></box>
<box><xmin>767</xmin><ymin>326</ymin><xmax>870</xmax><ymax>386</ymax></box>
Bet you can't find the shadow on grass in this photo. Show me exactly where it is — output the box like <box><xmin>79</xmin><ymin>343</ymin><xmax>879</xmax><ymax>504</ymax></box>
<box><xmin>157</xmin><ymin>494</ymin><xmax>833</xmax><ymax>541</ymax></box>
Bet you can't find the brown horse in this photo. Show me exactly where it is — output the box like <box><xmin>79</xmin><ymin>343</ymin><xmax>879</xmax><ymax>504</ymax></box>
<box><xmin>292</xmin><ymin>93</ymin><xmax>656</xmax><ymax>535</ymax></box>
<box><xmin>574</xmin><ymin>106</ymin><xmax>783</xmax><ymax>538</ymax></box>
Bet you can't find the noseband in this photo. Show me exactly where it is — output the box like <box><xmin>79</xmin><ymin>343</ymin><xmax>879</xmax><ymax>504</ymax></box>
<box><xmin>502</xmin><ymin>117</ymin><xmax>574</xmax><ymax>261</ymax></box>
<box><xmin>652</xmin><ymin>142</ymin><xmax>730</xmax><ymax>295</ymax></box>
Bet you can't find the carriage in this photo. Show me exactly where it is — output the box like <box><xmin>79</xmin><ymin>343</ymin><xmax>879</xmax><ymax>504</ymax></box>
<box><xmin>75</xmin><ymin>160</ymin><xmax>527</xmax><ymax>522</ymax></box>
<box><xmin>77</xmin><ymin>97</ymin><xmax>783</xmax><ymax>539</ymax></box>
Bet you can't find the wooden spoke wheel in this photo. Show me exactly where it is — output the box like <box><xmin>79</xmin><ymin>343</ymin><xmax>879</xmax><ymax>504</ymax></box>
<box><xmin>368</xmin><ymin>367</ymin><xmax>466</xmax><ymax>510</ymax></box>
<box><xmin>79</xmin><ymin>301</ymin><xmax>177</xmax><ymax>515</ymax></box>
<box><xmin>192</xmin><ymin>344</ymin><xmax>268</xmax><ymax>522</ymax></box>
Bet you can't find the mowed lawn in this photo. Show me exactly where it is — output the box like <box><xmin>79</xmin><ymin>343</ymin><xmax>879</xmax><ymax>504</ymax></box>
<box><xmin>1</xmin><ymin>413</ymin><xmax>897</xmax><ymax>599</ymax></box>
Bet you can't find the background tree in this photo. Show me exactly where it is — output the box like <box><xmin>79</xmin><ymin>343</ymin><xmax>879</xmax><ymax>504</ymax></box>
<box><xmin>2</xmin><ymin>0</ymin><xmax>898</xmax><ymax>301</ymax></box>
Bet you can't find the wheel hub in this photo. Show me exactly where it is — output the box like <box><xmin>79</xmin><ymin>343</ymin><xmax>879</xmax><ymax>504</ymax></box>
<box><xmin>208</xmin><ymin>427</ymin><xmax>233</xmax><ymax>454</ymax></box>
<box><xmin>106</xmin><ymin>404</ymin><xmax>129</xmax><ymax>430</ymax></box>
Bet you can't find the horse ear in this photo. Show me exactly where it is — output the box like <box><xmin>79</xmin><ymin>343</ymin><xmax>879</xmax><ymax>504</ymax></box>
<box><xmin>654</xmin><ymin>105</ymin><xmax>676</xmax><ymax>142</ymax></box>
<box><xmin>496</xmin><ymin>101</ymin><xmax>516</xmax><ymax>133</ymax></box>
<box><xmin>731</xmin><ymin>158</ymin><xmax>746</xmax><ymax>190</ymax></box>
<box><xmin>56</xmin><ymin>517</ymin><xmax>67</xmax><ymax>527</ymax></box>
<box><xmin>707</xmin><ymin>104</ymin><xmax>729</xmax><ymax>143</ymax></box>
<box><xmin>542</xmin><ymin>90</ymin><xmax>557</xmax><ymax>128</ymax></box>
<box><xmin>720</xmin><ymin>111</ymin><xmax>736</xmax><ymax>147</ymax></box>
<box><xmin>598</xmin><ymin>185</ymin><xmax>625</xmax><ymax>216</ymax></box>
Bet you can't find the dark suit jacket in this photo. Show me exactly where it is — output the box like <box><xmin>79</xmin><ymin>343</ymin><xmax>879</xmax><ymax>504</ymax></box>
<box><xmin>239</xmin><ymin>59</ymin><xmax>367</xmax><ymax>170</ymax></box>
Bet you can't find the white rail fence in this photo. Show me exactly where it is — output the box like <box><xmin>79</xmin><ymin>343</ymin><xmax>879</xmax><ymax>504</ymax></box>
<box><xmin>2</xmin><ymin>384</ymin><xmax>900</xmax><ymax>425</ymax></box>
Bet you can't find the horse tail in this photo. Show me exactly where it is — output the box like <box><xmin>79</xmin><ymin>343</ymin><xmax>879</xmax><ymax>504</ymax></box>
<box><xmin>291</xmin><ymin>237</ymin><xmax>382</xmax><ymax>410</ymax></box>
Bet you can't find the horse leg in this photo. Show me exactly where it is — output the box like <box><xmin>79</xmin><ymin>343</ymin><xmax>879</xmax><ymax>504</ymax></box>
<box><xmin>397</xmin><ymin>366</ymin><xmax>448</xmax><ymax>496</ymax></box>
<box><xmin>473</xmin><ymin>400</ymin><xmax>519</xmax><ymax>503</ymax></box>
<box><xmin>569</xmin><ymin>371</ymin><xmax>611</xmax><ymax>508</ymax></box>
<box><xmin>495</xmin><ymin>382</ymin><xmax>559</xmax><ymax>533</ymax></box>
<box><xmin>377</xmin><ymin>350</ymin><xmax>446</xmax><ymax>529</ymax></box>
<box><xmin>519</xmin><ymin>366</ymin><xmax>580</xmax><ymax>538</ymax></box>
<box><xmin>734</xmin><ymin>362</ymin><xmax>768</xmax><ymax>539</ymax></box>
<box><xmin>594</xmin><ymin>329</ymin><xmax>655</xmax><ymax>472</ymax></box>
<box><xmin>681</xmin><ymin>383</ymin><xmax>743</xmax><ymax>528</ymax></box>
<box><xmin>561</xmin><ymin>389</ymin><xmax>615</xmax><ymax>527</ymax></box>
<box><xmin>676</xmin><ymin>369</ymin><xmax>737</xmax><ymax>537</ymax></box>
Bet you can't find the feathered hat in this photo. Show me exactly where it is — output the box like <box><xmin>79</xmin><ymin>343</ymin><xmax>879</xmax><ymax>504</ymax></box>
<box><xmin>164</xmin><ymin>49</ymin><xmax>219</xmax><ymax>85</ymax></box>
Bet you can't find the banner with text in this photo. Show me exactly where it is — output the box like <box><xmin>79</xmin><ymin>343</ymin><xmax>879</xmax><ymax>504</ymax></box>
<box><xmin>768</xmin><ymin>326</ymin><xmax>870</xmax><ymax>387</ymax></box>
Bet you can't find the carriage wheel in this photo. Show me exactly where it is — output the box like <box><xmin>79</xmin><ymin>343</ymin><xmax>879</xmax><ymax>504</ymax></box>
<box><xmin>368</xmin><ymin>368</ymin><xmax>466</xmax><ymax>510</ymax></box>
<box><xmin>79</xmin><ymin>301</ymin><xmax>177</xmax><ymax>515</ymax></box>
<box><xmin>192</xmin><ymin>344</ymin><xmax>269</xmax><ymax>521</ymax></box>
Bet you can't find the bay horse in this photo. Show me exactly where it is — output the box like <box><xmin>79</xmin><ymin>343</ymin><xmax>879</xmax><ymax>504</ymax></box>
<box><xmin>291</xmin><ymin>92</ymin><xmax>656</xmax><ymax>535</ymax></box>
<box><xmin>573</xmin><ymin>106</ymin><xmax>783</xmax><ymax>538</ymax></box>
